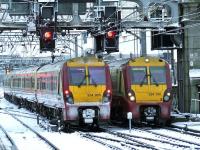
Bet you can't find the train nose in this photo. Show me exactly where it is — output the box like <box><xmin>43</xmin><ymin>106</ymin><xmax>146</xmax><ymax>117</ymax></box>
<box><xmin>79</xmin><ymin>108</ymin><xmax>99</xmax><ymax>124</ymax></box>
<box><xmin>143</xmin><ymin>106</ymin><xmax>157</xmax><ymax>121</ymax></box>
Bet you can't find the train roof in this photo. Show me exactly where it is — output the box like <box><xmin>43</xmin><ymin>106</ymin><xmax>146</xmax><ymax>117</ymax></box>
<box><xmin>128</xmin><ymin>56</ymin><xmax>168</xmax><ymax>66</ymax></box>
<box><xmin>66</xmin><ymin>56</ymin><xmax>106</xmax><ymax>66</ymax></box>
<box><xmin>10</xmin><ymin>66</ymin><xmax>39</xmax><ymax>75</ymax></box>
<box><xmin>37</xmin><ymin>56</ymin><xmax>105</xmax><ymax>73</ymax></box>
<box><xmin>108</xmin><ymin>56</ymin><xmax>168</xmax><ymax>70</ymax></box>
<box><xmin>37</xmin><ymin>60</ymin><xmax>65</xmax><ymax>73</ymax></box>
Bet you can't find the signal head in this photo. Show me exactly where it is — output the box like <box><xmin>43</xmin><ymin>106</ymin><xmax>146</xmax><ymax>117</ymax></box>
<box><xmin>44</xmin><ymin>31</ymin><xmax>53</xmax><ymax>40</ymax></box>
<box><xmin>106</xmin><ymin>31</ymin><xmax>116</xmax><ymax>39</ymax></box>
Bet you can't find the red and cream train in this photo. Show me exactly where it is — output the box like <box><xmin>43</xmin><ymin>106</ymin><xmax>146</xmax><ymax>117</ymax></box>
<box><xmin>110</xmin><ymin>56</ymin><xmax>172</xmax><ymax>125</ymax></box>
<box><xmin>3</xmin><ymin>56</ymin><xmax>112</xmax><ymax>127</ymax></box>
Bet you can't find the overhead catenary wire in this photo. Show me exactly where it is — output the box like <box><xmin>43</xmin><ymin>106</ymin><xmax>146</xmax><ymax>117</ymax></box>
<box><xmin>90</xmin><ymin>0</ymin><xmax>200</xmax><ymax>38</ymax></box>
<box><xmin>92</xmin><ymin>8</ymin><xmax>200</xmax><ymax>41</ymax></box>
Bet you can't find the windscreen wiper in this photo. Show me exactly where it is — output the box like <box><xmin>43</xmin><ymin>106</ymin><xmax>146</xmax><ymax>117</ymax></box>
<box><xmin>78</xmin><ymin>75</ymin><xmax>87</xmax><ymax>87</ymax></box>
<box><xmin>150</xmin><ymin>73</ymin><xmax>159</xmax><ymax>86</ymax></box>
<box><xmin>90</xmin><ymin>76</ymin><xmax>97</xmax><ymax>87</ymax></box>
<box><xmin>140</xmin><ymin>74</ymin><xmax>147</xmax><ymax>86</ymax></box>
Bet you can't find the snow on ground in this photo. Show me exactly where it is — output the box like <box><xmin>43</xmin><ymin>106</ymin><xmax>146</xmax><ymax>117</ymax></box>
<box><xmin>1</xmin><ymin>86</ymin><xmax>200</xmax><ymax>150</ymax></box>
<box><xmin>0</xmin><ymin>88</ymin><xmax>108</xmax><ymax>150</ymax></box>
<box><xmin>172</xmin><ymin>121</ymin><xmax>200</xmax><ymax>131</ymax></box>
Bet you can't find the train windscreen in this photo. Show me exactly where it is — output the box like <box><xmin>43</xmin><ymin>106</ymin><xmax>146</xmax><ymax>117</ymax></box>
<box><xmin>130</xmin><ymin>67</ymin><xmax>147</xmax><ymax>85</ymax></box>
<box><xmin>69</xmin><ymin>67</ymin><xmax>86</xmax><ymax>86</ymax></box>
<box><xmin>150</xmin><ymin>66</ymin><xmax>166</xmax><ymax>84</ymax></box>
<box><xmin>88</xmin><ymin>67</ymin><xmax>106</xmax><ymax>85</ymax></box>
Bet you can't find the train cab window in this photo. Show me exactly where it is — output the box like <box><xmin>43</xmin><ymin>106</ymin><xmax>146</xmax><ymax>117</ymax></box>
<box><xmin>69</xmin><ymin>67</ymin><xmax>86</xmax><ymax>86</ymax></box>
<box><xmin>149</xmin><ymin>67</ymin><xmax>166</xmax><ymax>84</ymax></box>
<box><xmin>130</xmin><ymin>67</ymin><xmax>147</xmax><ymax>85</ymax></box>
<box><xmin>88</xmin><ymin>67</ymin><xmax>106</xmax><ymax>85</ymax></box>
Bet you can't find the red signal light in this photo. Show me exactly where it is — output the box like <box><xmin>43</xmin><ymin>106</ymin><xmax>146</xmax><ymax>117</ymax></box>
<box><xmin>107</xmin><ymin>31</ymin><xmax>116</xmax><ymax>39</ymax></box>
<box><xmin>44</xmin><ymin>31</ymin><xmax>52</xmax><ymax>40</ymax></box>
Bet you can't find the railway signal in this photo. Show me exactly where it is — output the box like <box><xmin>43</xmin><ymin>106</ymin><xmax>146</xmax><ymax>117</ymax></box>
<box><xmin>40</xmin><ymin>27</ymin><xmax>55</xmax><ymax>52</ymax></box>
<box><xmin>104</xmin><ymin>30</ymin><xmax>119</xmax><ymax>53</ymax></box>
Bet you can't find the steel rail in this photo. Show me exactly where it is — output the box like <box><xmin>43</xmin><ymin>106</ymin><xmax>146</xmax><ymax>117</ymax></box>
<box><xmin>4</xmin><ymin>110</ymin><xmax>59</xmax><ymax>150</ymax></box>
<box><xmin>0</xmin><ymin>125</ymin><xmax>18</xmax><ymax>150</ymax></box>
<box><xmin>133</xmin><ymin>127</ymin><xmax>200</xmax><ymax>147</ymax></box>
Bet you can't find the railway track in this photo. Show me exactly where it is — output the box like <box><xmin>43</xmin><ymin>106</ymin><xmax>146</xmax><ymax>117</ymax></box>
<box><xmin>79</xmin><ymin>131</ymin><xmax>124</xmax><ymax>150</ymax></box>
<box><xmin>95</xmin><ymin>125</ymin><xmax>200</xmax><ymax>150</ymax></box>
<box><xmin>72</xmin><ymin>125</ymin><xmax>181</xmax><ymax>150</ymax></box>
<box><xmin>0</xmin><ymin>110</ymin><xmax>59</xmax><ymax>150</ymax></box>
<box><xmin>168</xmin><ymin>124</ymin><xmax>200</xmax><ymax>137</ymax></box>
<box><xmin>80</xmin><ymin>131</ymin><xmax>162</xmax><ymax>150</ymax></box>
<box><xmin>62</xmin><ymin>122</ymin><xmax>200</xmax><ymax>150</ymax></box>
<box><xmin>143</xmin><ymin>127</ymin><xmax>200</xmax><ymax>147</ymax></box>
<box><xmin>0</xmin><ymin>125</ymin><xmax>18</xmax><ymax>150</ymax></box>
<box><xmin>2</xmin><ymin>98</ymin><xmax>200</xmax><ymax>150</ymax></box>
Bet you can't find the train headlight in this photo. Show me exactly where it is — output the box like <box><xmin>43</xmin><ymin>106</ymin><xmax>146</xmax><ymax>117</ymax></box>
<box><xmin>67</xmin><ymin>97</ymin><xmax>74</xmax><ymax>104</ymax></box>
<box><xmin>130</xmin><ymin>96</ymin><xmax>135</xmax><ymax>101</ymax></box>
<box><xmin>163</xmin><ymin>90</ymin><xmax>171</xmax><ymax>102</ymax></box>
<box><xmin>164</xmin><ymin>95</ymin><xmax>170</xmax><ymax>101</ymax></box>
<box><xmin>65</xmin><ymin>90</ymin><xmax>74</xmax><ymax>104</ymax></box>
<box><xmin>166</xmin><ymin>92</ymin><xmax>171</xmax><ymax>97</ymax></box>
<box><xmin>127</xmin><ymin>89</ymin><xmax>136</xmax><ymax>102</ymax></box>
<box><xmin>145</xmin><ymin>58</ymin><xmax>149</xmax><ymax>63</ymax></box>
<box><xmin>128</xmin><ymin>92</ymin><xmax>132</xmax><ymax>97</ymax></box>
<box><xmin>102</xmin><ymin>89</ymin><xmax>112</xmax><ymax>103</ymax></box>
<box><xmin>102</xmin><ymin>97</ymin><xmax>109</xmax><ymax>103</ymax></box>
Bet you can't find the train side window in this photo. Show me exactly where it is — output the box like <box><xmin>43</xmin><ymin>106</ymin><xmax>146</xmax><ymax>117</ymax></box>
<box><xmin>22</xmin><ymin>77</ymin><xmax>25</xmax><ymax>88</ymax></box>
<box><xmin>17</xmin><ymin>77</ymin><xmax>20</xmax><ymax>88</ymax></box>
<box><xmin>37</xmin><ymin>77</ymin><xmax>41</xmax><ymax>90</ymax></box>
<box><xmin>25</xmin><ymin>77</ymin><xmax>31</xmax><ymax>89</ymax></box>
<box><xmin>41</xmin><ymin>77</ymin><xmax>46</xmax><ymax>90</ymax></box>
<box><xmin>31</xmin><ymin>77</ymin><xmax>35</xmax><ymax>89</ymax></box>
<box><xmin>46</xmin><ymin>76</ymin><xmax>50</xmax><ymax>92</ymax></box>
<box><xmin>50</xmin><ymin>75</ymin><xmax>53</xmax><ymax>91</ymax></box>
<box><xmin>50</xmin><ymin>75</ymin><xmax>57</xmax><ymax>94</ymax></box>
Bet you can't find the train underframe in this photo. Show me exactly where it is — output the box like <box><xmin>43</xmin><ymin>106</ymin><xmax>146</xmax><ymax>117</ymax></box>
<box><xmin>111</xmin><ymin>96</ymin><xmax>171</xmax><ymax>126</ymax></box>
<box><xmin>4</xmin><ymin>92</ymin><xmax>110</xmax><ymax>129</ymax></box>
